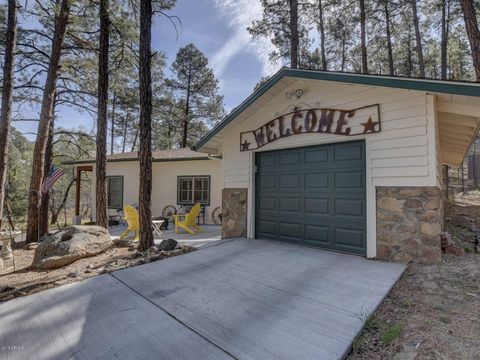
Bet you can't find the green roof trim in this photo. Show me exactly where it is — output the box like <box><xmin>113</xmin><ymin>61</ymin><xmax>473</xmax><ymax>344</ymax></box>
<box><xmin>193</xmin><ymin>67</ymin><xmax>480</xmax><ymax>151</ymax></box>
<box><xmin>63</xmin><ymin>156</ymin><xmax>221</xmax><ymax>165</ymax></box>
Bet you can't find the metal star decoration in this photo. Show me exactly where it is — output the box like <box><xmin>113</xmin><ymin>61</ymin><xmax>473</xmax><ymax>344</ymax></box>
<box><xmin>241</xmin><ymin>139</ymin><xmax>251</xmax><ymax>151</ymax></box>
<box><xmin>361</xmin><ymin>116</ymin><xmax>379</xmax><ymax>134</ymax></box>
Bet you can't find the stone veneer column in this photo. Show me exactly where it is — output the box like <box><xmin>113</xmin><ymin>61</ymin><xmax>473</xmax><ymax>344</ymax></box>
<box><xmin>222</xmin><ymin>188</ymin><xmax>248</xmax><ymax>238</ymax></box>
<box><xmin>376</xmin><ymin>186</ymin><xmax>443</xmax><ymax>264</ymax></box>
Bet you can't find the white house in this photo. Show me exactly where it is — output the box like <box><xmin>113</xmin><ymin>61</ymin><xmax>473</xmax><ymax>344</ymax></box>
<box><xmin>66</xmin><ymin>148</ymin><xmax>222</xmax><ymax>225</ymax></box>
<box><xmin>193</xmin><ymin>68</ymin><xmax>480</xmax><ymax>264</ymax></box>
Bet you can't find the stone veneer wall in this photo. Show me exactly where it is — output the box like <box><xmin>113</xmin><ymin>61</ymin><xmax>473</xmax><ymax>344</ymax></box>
<box><xmin>376</xmin><ymin>186</ymin><xmax>443</xmax><ymax>264</ymax></box>
<box><xmin>222</xmin><ymin>188</ymin><xmax>248</xmax><ymax>239</ymax></box>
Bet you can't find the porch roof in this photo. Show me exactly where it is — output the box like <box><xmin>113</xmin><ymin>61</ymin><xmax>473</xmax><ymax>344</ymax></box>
<box><xmin>63</xmin><ymin>148</ymin><xmax>220</xmax><ymax>165</ymax></box>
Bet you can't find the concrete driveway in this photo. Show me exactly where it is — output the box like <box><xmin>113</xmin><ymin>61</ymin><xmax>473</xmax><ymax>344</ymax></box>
<box><xmin>0</xmin><ymin>238</ymin><xmax>405</xmax><ymax>360</ymax></box>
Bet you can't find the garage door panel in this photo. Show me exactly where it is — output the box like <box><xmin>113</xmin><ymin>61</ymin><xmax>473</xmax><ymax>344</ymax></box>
<box><xmin>305</xmin><ymin>148</ymin><xmax>330</xmax><ymax>164</ymax></box>
<box><xmin>334</xmin><ymin>171</ymin><xmax>364</xmax><ymax>190</ymax></box>
<box><xmin>279</xmin><ymin>174</ymin><xmax>302</xmax><ymax>189</ymax></box>
<box><xmin>256</xmin><ymin>141</ymin><xmax>366</xmax><ymax>255</ymax></box>
<box><xmin>279</xmin><ymin>222</ymin><xmax>302</xmax><ymax>239</ymax></box>
<box><xmin>304</xmin><ymin>225</ymin><xmax>330</xmax><ymax>244</ymax></box>
<box><xmin>257</xmin><ymin>220</ymin><xmax>277</xmax><ymax>237</ymax></box>
<box><xmin>279</xmin><ymin>197</ymin><xmax>301</xmax><ymax>213</ymax></box>
<box><xmin>279</xmin><ymin>150</ymin><xmax>302</xmax><ymax>166</ymax></box>
<box><xmin>304</xmin><ymin>197</ymin><xmax>330</xmax><ymax>216</ymax></box>
<box><xmin>334</xmin><ymin>142</ymin><xmax>365</xmax><ymax>163</ymax></box>
<box><xmin>335</xmin><ymin>199</ymin><xmax>364</xmax><ymax>217</ymax></box>
<box><xmin>305</xmin><ymin>172</ymin><xmax>330</xmax><ymax>189</ymax></box>
<box><xmin>334</xmin><ymin>227</ymin><xmax>365</xmax><ymax>253</ymax></box>
<box><xmin>257</xmin><ymin>196</ymin><xmax>276</xmax><ymax>211</ymax></box>
<box><xmin>258</xmin><ymin>153</ymin><xmax>276</xmax><ymax>168</ymax></box>
<box><xmin>259</xmin><ymin>175</ymin><xmax>276</xmax><ymax>189</ymax></box>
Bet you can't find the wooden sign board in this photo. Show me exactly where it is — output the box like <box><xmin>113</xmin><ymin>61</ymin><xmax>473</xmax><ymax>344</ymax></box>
<box><xmin>240</xmin><ymin>104</ymin><xmax>380</xmax><ymax>151</ymax></box>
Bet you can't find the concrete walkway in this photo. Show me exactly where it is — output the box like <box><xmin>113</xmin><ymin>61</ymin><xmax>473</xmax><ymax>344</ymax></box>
<box><xmin>109</xmin><ymin>224</ymin><xmax>222</xmax><ymax>248</ymax></box>
<box><xmin>0</xmin><ymin>238</ymin><xmax>405</xmax><ymax>360</ymax></box>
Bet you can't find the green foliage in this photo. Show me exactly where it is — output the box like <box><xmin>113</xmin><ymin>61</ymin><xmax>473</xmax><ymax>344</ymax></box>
<box><xmin>248</xmin><ymin>0</ymin><xmax>312</xmax><ymax>67</ymax></box>
<box><xmin>165</xmin><ymin>43</ymin><xmax>225</xmax><ymax>147</ymax></box>
<box><xmin>351</xmin><ymin>333</ymin><xmax>365</xmax><ymax>354</ymax></box>
<box><xmin>251</xmin><ymin>0</ymin><xmax>477</xmax><ymax>81</ymax></box>
<box><xmin>380</xmin><ymin>322</ymin><xmax>404</xmax><ymax>344</ymax></box>
<box><xmin>5</xmin><ymin>128</ymin><xmax>33</xmax><ymax>222</ymax></box>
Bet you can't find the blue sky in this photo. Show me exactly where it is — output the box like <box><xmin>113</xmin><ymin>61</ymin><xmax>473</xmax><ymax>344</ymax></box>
<box><xmin>15</xmin><ymin>0</ymin><xmax>280</xmax><ymax>139</ymax></box>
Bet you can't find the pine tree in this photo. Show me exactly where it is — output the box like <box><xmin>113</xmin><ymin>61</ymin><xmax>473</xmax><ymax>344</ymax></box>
<box><xmin>26</xmin><ymin>0</ymin><xmax>71</xmax><ymax>243</ymax></box>
<box><xmin>359</xmin><ymin>0</ymin><xmax>368</xmax><ymax>74</ymax></box>
<box><xmin>0</xmin><ymin>0</ymin><xmax>17</xmax><ymax>229</ymax></box>
<box><xmin>96</xmin><ymin>0</ymin><xmax>110</xmax><ymax>229</ymax></box>
<box><xmin>460</xmin><ymin>0</ymin><xmax>480</xmax><ymax>80</ymax></box>
<box><xmin>166</xmin><ymin>44</ymin><xmax>224</xmax><ymax>148</ymax></box>
<box><xmin>138</xmin><ymin>0</ymin><xmax>154</xmax><ymax>251</ymax></box>
<box><xmin>248</xmin><ymin>0</ymin><xmax>311</xmax><ymax>68</ymax></box>
<box><xmin>411</xmin><ymin>0</ymin><xmax>425</xmax><ymax>77</ymax></box>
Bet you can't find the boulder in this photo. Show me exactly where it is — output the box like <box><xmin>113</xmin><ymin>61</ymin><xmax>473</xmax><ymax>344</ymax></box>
<box><xmin>31</xmin><ymin>226</ymin><xmax>112</xmax><ymax>270</ymax></box>
<box><xmin>157</xmin><ymin>238</ymin><xmax>178</xmax><ymax>251</ymax></box>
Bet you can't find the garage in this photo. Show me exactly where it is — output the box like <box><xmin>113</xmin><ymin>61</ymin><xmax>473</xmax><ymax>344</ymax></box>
<box><xmin>194</xmin><ymin>68</ymin><xmax>480</xmax><ymax>263</ymax></box>
<box><xmin>255</xmin><ymin>141</ymin><xmax>366</xmax><ymax>255</ymax></box>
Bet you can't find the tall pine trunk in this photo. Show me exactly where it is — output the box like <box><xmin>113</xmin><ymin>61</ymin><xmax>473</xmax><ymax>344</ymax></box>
<box><xmin>359</xmin><ymin>0</ymin><xmax>368</xmax><ymax>74</ymax></box>
<box><xmin>318</xmin><ymin>0</ymin><xmax>327</xmax><ymax>70</ymax></box>
<box><xmin>460</xmin><ymin>0</ymin><xmax>480</xmax><ymax>81</ymax></box>
<box><xmin>290</xmin><ymin>0</ymin><xmax>299</xmax><ymax>68</ymax></box>
<box><xmin>138</xmin><ymin>0</ymin><xmax>154</xmax><ymax>251</ymax></box>
<box><xmin>96</xmin><ymin>0</ymin><xmax>110</xmax><ymax>229</ymax></box>
<box><xmin>441</xmin><ymin>0</ymin><xmax>449</xmax><ymax>79</ymax></box>
<box><xmin>110</xmin><ymin>92</ymin><xmax>116</xmax><ymax>154</ymax></box>
<box><xmin>39</xmin><ymin>115</ymin><xmax>55</xmax><ymax>236</ymax></box>
<box><xmin>0</xmin><ymin>0</ymin><xmax>17</xmax><ymax>229</ymax></box>
<box><xmin>122</xmin><ymin>112</ymin><xmax>129</xmax><ymax>153</ymax></box>
<box><xmin>384</xmin><ymin>0</ymin><xmax>394</xmax><ymax>76</ymax></box>
<box><xmin>26</xmin><ymin>0</ymin><xmax>71</xmax><ymax>243</ymax></box>
<box><xmin>411</xmin><ymin>0</ymin><xmax>425</xmax><ymax>77</ymax></box>
<box><xmin>181</xmin><ymin>65</ymin><xmax>191</xmax><ymax>148</ymax></box>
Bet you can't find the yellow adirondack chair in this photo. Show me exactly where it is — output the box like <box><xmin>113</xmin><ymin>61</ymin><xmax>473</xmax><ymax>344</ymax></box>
<box><xmin>173</xmin><ymin>203</ymin><xmax>204</xmax><ymax>234</ymax></box>
<box><xmin>119</xmin><ymin>205</ymin><xmax>140</xmax><ymax>241</ymax></box>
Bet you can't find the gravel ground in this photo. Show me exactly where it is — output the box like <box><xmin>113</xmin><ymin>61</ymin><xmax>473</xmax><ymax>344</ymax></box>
<box><xmin>347</xmin><ymin>191</ymin><xmax>480</xmax><ymax>360</ymax></box>
<box><xmin>0</xmin><ymin>242</ymin><xmax>195</xmax><ymax>302</ymax></box>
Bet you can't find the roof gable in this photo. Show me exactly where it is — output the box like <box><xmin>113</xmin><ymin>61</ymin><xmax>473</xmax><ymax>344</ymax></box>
<box><xmin>194</xmin><ymin>67</ymin><xmax>480</xmax><ymax>152</ymax></box>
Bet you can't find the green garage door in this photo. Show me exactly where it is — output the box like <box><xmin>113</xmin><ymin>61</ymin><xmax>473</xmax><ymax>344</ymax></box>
<box><xmin>255</xmin><ymin>141</ymin><xmax>366</xmax><ymax>255</ymax></box>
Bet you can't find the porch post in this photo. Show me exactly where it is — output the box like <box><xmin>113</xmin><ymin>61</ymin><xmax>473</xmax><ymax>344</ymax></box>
<box><xmin>73</xmin><ymin>165</ymin><xmax>92</xmax><ymax>225</ymax></box>
<box><xmin>75</xmin><ymin>166</ymin><xmax>81</xmax><ymax>216</ymax></box>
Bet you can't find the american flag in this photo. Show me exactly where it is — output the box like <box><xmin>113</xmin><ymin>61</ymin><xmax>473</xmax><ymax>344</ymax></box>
<box><xmin>42</xmin><ymin>165</ymin><xmax>65</xmax><ymax>194</ymax></box>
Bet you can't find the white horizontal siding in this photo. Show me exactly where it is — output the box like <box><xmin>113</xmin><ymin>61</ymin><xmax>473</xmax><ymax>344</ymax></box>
<box><xmin>88</xmin><ymin>159</ymin><xmax>222</xmax><ymax>225</ymax></box>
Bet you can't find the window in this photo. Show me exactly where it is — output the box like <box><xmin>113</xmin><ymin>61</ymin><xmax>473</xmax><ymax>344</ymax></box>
<box><xmin>177</xmin><ymin>176</ymin><xmax>210</xmax><ymax>205</ymax></box>
<box><xmin>107</xmin><ymin>176</ymin><xmax>123</xmax><ymax>209</ymax></box>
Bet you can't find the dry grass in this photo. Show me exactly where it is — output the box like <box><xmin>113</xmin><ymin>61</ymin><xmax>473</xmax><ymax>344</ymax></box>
<box><xmin>348</xmin><ymin>191</ymin><xmax>480</xmax><ymax>360</ymax></box>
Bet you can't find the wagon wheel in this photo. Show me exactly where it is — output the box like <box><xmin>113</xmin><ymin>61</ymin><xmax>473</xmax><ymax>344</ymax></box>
<box><xmin>162</xmin><ymin>205</ymin><xmax>177</xmax><ymax>223</ymax></box>
<box><xmin>212</xmin><ymin>206</ymin><xmax>222</xmax><ymax>225</ymax></box>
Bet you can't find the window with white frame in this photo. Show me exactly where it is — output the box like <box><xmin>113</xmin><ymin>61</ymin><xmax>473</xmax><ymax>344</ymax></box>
<box><xmin>107</xmin><ymin>176</ymin><xmax>123</xmax><ymax>209</ymax></box>
<box><xmin>177</xmin><ymin>176</ymin><xmax>210</xmax><ymax>205</ymax></box>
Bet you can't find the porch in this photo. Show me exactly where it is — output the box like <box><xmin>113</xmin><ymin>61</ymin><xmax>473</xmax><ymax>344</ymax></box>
<box><xmin>109</xmin><ymin>224</ymin><xmax>222</xmax><ymax>248</ymax></box>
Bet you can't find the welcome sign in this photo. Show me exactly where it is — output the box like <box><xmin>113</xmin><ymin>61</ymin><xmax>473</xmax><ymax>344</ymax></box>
<box><xmin>240</xmin><ymin>104</ymin><xmax>381</xmax><ymax>151</ymax></box>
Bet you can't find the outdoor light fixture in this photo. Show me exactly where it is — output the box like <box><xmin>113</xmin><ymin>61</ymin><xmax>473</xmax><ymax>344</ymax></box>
<box><xmin>285</xmin><ymin>88</ymin><xmax>304</xmax><ymax>100</ymax></box>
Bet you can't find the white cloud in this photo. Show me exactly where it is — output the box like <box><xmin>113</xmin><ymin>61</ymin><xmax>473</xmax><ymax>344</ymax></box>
<box><xmin>210</xmin><ymin>0</ymin><xmax>279</xmax><ymax>77</ymax></box>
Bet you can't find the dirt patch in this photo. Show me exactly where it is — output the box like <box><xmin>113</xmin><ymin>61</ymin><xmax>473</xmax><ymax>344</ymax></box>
<box><xmin>0</xmin><ymin>242</ymin><xmax>195</xmax><ymax>302</ymax></box>
<box><xmin>348</xmin><ymin>191</ymin><xmax>480</xmax><ymax>360</ymax></box>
